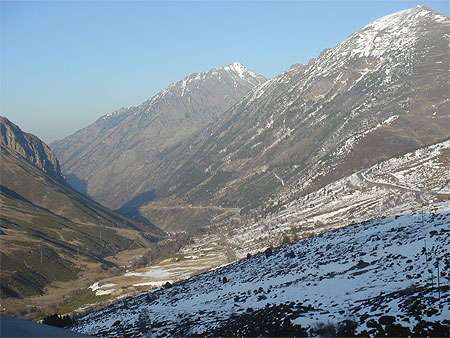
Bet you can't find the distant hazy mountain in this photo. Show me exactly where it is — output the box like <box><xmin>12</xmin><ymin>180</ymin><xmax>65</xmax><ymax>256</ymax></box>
<box><xmin>51</xmin><ymin>62</ymin><xmax>266</xmax><ymax>209</ymax></box>
<box><xmin>147</xmin><ymin>5</ymin><xmax>449</xmax><ymax>213</ymax></box>
<box><xmin>0</xmin><ymin>117</ymin><xmax>162</xmax><ymax>299</ymax></box>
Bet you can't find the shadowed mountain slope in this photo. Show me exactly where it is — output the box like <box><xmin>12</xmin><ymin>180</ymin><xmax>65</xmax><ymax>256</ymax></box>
<box><xmin>51</xmin><ymin>63</ymin><xmax>266</xmax><ymax>209</ymax></box>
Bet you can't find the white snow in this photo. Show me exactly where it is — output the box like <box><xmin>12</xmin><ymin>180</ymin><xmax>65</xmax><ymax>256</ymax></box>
<box><xmin>223</xmin><ymin>61</ymin><xmax>256</xmax><ymax>80</ymax></box>
<box><xmin>132</xmin><ymin>281</ymin><xmax>174</xmax><ymax>288</ymax></box>
<box><xmin>89</xmin><ymin>282</ymin><xmax>118</xmax><ymax>296</ymax></box>
<box><xmin>73</xmin><ymin>200</ymin><xmax>450</xmax><ymax>337</ymax></box>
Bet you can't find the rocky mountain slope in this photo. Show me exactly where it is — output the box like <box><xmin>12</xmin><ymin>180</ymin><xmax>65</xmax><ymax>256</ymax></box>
<box><xmin>0</xmin><ymin>117</ymin><xmax>163</xmax><ymax>303</ymax></box>
<box><xmin>71</xmin><ymin>199</ymin><xmax>450</xmax><ymax>337</ymax></box>
<box><xmin>51</xmin><ymin>63</ymin><xmax>265</xmax><ymax>209</ymax></box>
<box><xmin>151</xmin><ymin>5</ymin><xmax>449</xmax><ymax>215</ymax></box>
<box><xmin>1</xmin><ymin>116</ymin><xmax>63</xmax><ymax>182</ymax></box>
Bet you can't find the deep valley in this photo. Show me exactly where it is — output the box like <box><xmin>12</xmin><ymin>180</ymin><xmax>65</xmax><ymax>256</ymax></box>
<box><xmin>1</xmin><ymin>4</ymin><xmax>449</xmax><ymax>337</ymax></box>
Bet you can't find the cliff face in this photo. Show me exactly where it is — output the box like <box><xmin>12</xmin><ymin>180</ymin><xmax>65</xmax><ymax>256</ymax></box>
<box><xmin>0</xmin><ymin>116</ymin><xmax>64</xmax><ymax>182</ymax></box>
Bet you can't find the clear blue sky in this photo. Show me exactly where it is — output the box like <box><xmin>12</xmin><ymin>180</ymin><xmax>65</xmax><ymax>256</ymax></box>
<box><xmin>1</xmin><ymin>0</ymin><xmax>449</xmax><ymax>143</ymax></box>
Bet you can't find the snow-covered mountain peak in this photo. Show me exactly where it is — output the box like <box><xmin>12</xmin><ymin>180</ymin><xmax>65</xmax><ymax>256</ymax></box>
<box><xmin>223</xmin><ymin>61</ymin><xmax>247</xmax><ymax>76</ymax></box>
<box><xmin>308</xmin><ymin>5</ymin><xmax>449</xmax><ymax>78</ymax></box>
<box><xmin>102</xmin><ymin>63</ymin><xmax>266</xmax><ymax>115</ymax></box>
<box><xmin>98</xmin><ymin>62</ymin><xmax>266</xmax><ymax>121</ymax></box>
<box><xmin>222</xmin><ymin>61</ymin><xmax>265</xmax><ymax>82</ymax></box>
<box><xmin>51</xmin><ymin>61</ymin><xmax>266</xmax><ymax>207</ymax></box>
<box><xmin>223</xmin><ymin>61</ymin><xmax>245</xmax><ymax>71</ymax></box>
<box><xmin>363</xmin><ymin>4</ymin><xmax>447</xmax><ymax>33</ymax></box>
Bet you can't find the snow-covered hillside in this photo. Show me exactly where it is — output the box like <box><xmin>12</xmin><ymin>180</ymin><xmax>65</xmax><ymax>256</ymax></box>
<box><xmin>72</xmin><ymin>199</ymin><xmax>449</xmax><ymax>337</ymax></box>
<box><xmin>219</xmin><ymin>140</ymin><xmax>448</xmax><ymax>259</ymax></box>
<box><xmin>364</xmin><ymin>141</ymin><xmax>449</xmax><ymax>194</ymax></box>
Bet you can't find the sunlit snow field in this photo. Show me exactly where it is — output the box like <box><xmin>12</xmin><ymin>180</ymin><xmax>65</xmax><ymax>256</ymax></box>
<box><xmin>73</xmin><ymin>199</ymin><xmax>449</xmax><ymax>337</ymax></box>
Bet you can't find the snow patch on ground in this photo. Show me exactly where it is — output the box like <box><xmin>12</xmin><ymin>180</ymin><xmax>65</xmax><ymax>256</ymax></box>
<box><xmin>89</xmin><ymin>282</ymin><xmax>117</xmax><ymax>296</ymax></box>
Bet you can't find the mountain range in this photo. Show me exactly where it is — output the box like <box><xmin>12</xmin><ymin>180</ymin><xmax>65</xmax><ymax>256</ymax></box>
<box><xmin>52</xmin><ymin>5</ymin><xmax>449</xmax><ymax>235</ymax></box>
<box><xmin>2</xmin><ymin>4</ymin><xmax>449</xmax><ymax>327</ymax></box>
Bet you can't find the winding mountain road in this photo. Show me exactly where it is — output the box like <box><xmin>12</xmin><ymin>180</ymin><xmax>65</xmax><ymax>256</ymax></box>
<box><xmin>356</xmin><ymin>170</ymin><xmax>440</xmax><ymax>205</ymax></box>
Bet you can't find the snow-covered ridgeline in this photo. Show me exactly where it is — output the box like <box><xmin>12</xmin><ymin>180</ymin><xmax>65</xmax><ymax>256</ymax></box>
<box><xmin>99</xmin><ymin>61</ymin><xmax>265</xmax><ymax>120</ymax></box>
<box><xmin>310</xmin><ymin>5</ymin><xmax>447</xmax><ymax>78</ymax></box>
<box><xmin>223</xmin><ymin>7</ymin><xmax>449</xmax><ymax>171</ymax></box>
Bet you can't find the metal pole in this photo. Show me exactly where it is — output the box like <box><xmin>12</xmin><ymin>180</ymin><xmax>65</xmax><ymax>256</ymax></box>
<box><xmin>437</xmin><ymin>258</ymin><xmax>440</xmax><ymax>300</ymax></box>
<box><xmin>422</xmin><ymin>204</ymin><xmax>424</xmax><ymax>223</ymax></box>
<box><xmin>424</xmin><ymin>239</ymin><xmax>429</xmax><ymax>286</ymax></box>
<box><xmin>421</xmin><ymin>204</ymin><xmax>424</xmax><ymax>227</ymax></box>
<box><xmin>431</xmin><ymin>265</ymin><xmax>434</xmax><ymax>287</ymax></box>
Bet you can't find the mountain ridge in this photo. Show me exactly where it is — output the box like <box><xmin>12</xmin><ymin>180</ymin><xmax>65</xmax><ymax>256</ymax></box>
<box><xmin>51</xmin><ymin>62</ymin><xmax>266</xmax><ymax>209</ymax></box>
<box><xmin>1</xmin><ymin>116</ymin><xmax>64</xmax><ymax>183</ymax></box>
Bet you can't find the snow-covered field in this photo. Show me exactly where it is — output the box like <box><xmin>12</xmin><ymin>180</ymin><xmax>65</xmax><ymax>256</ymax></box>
<box><xmin>125</xmin><ymin>252</ymin><xmax>225</xmax><ymax>283</ymax></box>
<box><xmin>81</xmin><ymin>234</ymin><xmax>229</xmax><ymax>302</ymax></box>
<box><xmin>72</xmin><ymin>199</ymin><xmax>449</xmax><ymax>337</ymax></box>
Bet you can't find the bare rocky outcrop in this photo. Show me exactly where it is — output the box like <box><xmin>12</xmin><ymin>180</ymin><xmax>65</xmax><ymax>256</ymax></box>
<box><xmin>1</xmin><ymin>116</ymin><xmax>64</xmax><ymax>182</ymax></box>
